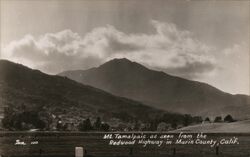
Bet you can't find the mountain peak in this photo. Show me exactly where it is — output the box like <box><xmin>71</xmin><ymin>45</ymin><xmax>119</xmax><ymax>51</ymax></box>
<box><xmin>105</xmin><ymin>58</ymin><xmax>133</xmax><ymax>64</ymax></box>
<box><xmin>59</xmin><ymin>58</ymin><xmax>250</xmax><ymax>118</ymax></box>
<box><xmin>99</xmin><ymin>58</ymin><xmax>147</xmax><ymax>71</ymax></box>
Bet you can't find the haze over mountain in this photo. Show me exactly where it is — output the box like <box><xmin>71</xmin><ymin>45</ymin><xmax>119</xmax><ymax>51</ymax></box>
<box><xmin>0</xmin><ymin>59</ymin><xmax>169</xmax><ymax>127</ymax></box>
<box><xmin>60</xmin><ymin>58</ymin><xmax>250</xmax><ymax>119</ymax></box>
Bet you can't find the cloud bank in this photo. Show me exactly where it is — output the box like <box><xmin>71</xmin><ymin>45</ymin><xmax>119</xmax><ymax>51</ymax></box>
<box><xmin>2</xmin><ymin>20</ymin><xmax>216</xmax><ymax>79</ymax></box>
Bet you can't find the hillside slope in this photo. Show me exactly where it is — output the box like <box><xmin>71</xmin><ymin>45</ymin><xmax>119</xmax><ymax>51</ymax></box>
<box><xmin>0</xmin><ymin>60</ymin><xmax>167</xmax><ymax>129</ymax></box>
<box><xmin>59</xmin><ymin>58</ymin><xmax>250</xmax><ymax>118</ymax></box>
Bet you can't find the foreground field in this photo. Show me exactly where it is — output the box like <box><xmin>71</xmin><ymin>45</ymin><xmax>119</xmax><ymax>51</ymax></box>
<box><xmin>0</xmin><ymin>132</ymin><xmax>250</xmax><ymax>157</ymax></box>
<box><xmin>174</xmin><ymin>120</ymin><xmax>250</xmax><ymax>133</ymax></box>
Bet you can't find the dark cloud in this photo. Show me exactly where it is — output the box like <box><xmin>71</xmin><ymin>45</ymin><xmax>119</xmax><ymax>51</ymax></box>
<box><xmin>108</xmin><ymin>37</ymin><xmax>142</xmax><ymax>53</ymax></box>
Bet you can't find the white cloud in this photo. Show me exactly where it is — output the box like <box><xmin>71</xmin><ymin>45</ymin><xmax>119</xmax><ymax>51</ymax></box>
<box><xmin>194</xmin><ymin>42</ymin><xmax>249</xmax><ymax>95</ymax></box>
<box><xmin>2</xmin><ymin>20</ymin><xmax>216</xmax><ymax>79</ymax></box>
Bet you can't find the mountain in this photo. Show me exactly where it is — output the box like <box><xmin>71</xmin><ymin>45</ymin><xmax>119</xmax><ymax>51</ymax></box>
<box><xmin>0</xmin><ymin>59</ymin><xmax>170</xmax><ymax>130</ymax></box>
<box><xmin>59</xmin><ymin>58</ymin><xmax>250</xmax><ymax>119</ymax></box>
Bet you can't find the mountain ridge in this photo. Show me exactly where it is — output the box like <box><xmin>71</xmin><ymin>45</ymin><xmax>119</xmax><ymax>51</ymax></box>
<box><xmin>59</xmin><ymin>58</ymin><xmax>250</xmax><ymax>119</ymax></box>
<box><xmin>0</xmin><ymin>59</ymin><xmax>167</xmax><ymax>129</ymax></box>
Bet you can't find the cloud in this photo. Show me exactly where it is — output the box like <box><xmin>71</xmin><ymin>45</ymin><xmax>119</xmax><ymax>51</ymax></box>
<box><xmin>2</xmin><ymin>20</ymin><xmax>216</xmax><ymax>79</ymax></box>
<box><xmin>219</xmin><ymin>42</ymin><xmax>249</xmax><ymax>94</ymax></box>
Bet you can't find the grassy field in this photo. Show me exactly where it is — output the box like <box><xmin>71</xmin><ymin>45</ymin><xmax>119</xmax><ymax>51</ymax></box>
<box><xmin>173</xmin><ymin>120</ymin><xmax>250</xmax><ymax>133</ymax></box>
<box><xmin>0</xmin><ymin>132</ymin><xmax>250</xmax><ymax>157</ymax></box>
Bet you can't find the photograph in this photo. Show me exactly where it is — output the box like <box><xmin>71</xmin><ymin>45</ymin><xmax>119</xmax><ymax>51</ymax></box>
<box><xmin>0</xmin><ymin>0</ymin><xmax>249</xmax><ymax>156</ymax></box>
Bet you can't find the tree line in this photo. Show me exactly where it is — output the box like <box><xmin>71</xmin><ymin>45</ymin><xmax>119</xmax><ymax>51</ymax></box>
<box><xmin>204</xmin><ymin>115</ymin><xmax>235</xmax><ymax>123</ymax></box>
<box><xmin>1</xmin><ymin>106</ymin><xmax>236</xmax><ymax>131</ymax></box>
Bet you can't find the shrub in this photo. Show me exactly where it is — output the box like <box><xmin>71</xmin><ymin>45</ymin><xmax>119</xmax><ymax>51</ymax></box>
<box><xmin>224</xmin><ymin>114</ymin><xmax>234</xmax><ymax>122</ymax></box>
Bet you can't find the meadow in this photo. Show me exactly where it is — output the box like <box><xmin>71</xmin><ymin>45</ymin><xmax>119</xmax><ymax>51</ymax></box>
<box><xmin>0</xmin><ymin>132</ymin><xmax>250</xmax><ymax>157</ymax></box>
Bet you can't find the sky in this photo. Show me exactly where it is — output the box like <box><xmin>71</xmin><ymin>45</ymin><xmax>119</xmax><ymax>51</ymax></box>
<box><xmin>0</xmin><ymin>0</ymin><xmax>249</xmax><ymax>95</ymax></box>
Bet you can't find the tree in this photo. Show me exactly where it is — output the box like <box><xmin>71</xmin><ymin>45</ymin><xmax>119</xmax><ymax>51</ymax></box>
<box><xmin>56</xmin><ymin>120</ymin><xmax>63</xmax><ymax>131</ymax></box>
<box><xmin>171</xmin><ymin>122</ymin><xmax>177</xmax><ymax>129</ymax></box>
<box><xmin>100</xmin><ymin>123</ymin><xmax>110</xmax><ymax>131</ymax></box>
<box><xmin>93</xmin><ymin>117</ymin><xmax>101</xmax><ymax>130</ymax></box>
<box><xmin>214</xmin><ymin>116</ymin><xmax>222</xmax><ymax>123</ymax></box>
<box><xmin>133</xmin><ymin>120</ymin><xmax>140</xmax><ymax>131</ymax></box>
<box><xmin>2</xmin><ymin>108</ymin><xmax>46</xmax><ymax>131</ymax></box>
<box><xmin>79</xmin><ymin>118</ymin><xmax>92</xmax><ymax>131</ymax></box>
<box><xmin>204</xmin><ymin>117</ymin><xmax>211</xmax><ymax>123</ymax></box>
<box><xmin>183</xmin><ymin>114</ymin><xmax>192</xmax><ymax>126</ymax></box>
<box><xmin>157</xmin><ymin>122</ymin><xmax>170</xmax><ymax>131</ymax></box>
<box><xmin>149</xmin><ymin>120</ymin><xmax>158</xmax><ymax>131</ymax></box>
<box><xmin>2</xmin><ymin>107</ymin><xmax>14</xmax><ymax>129</ymax></box>
<box><xmin>224</xmin><ymin>114</ymin><xmax>234</xmax><ymax>122</ymax></box>
<box><xmin>192</xmin><ymin>116</ymin><xmax>203</xmax><ymax>124</ymax></box>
